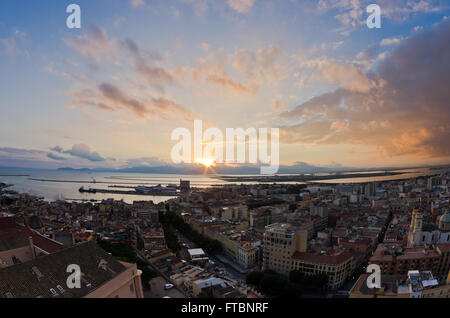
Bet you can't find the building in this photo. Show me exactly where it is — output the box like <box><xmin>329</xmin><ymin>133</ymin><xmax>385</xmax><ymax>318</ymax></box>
<box><xmin>0</xmin><ymin>217</ymin><xmax>65</xmax><ymax>267</ymax></box>
<box><xmin>204</xmin><ymin>226</ymin><xmax>261</xmax><ymax>269</ymax></box>
<box><xmin>170</xmin><ymin>265</ymin><xmax>205</xmax><ymax>290</ymax></box>
<box><xmin>250</xmin><ymin>207</ymin><xmax>287</xmax><ymax>232</ymax></box>
<box><xmin>407</xmin><ymin>209</ymin><xmax>450</xmax><ymax>247</ymax></box>
<box><xmin>191</xmin><ymin>277</ymin><xmax>227</xmax><ymax>297</ymax></box>
<box><xmin>262</xmin><ymin>223</ymin><xmax>307</xmax><ymax>275</ymax></box>
<box><xmin>350</xmin><ymin>270</ymin><xmax>450</xmax><ymax>298</ymax></box>
<box><xmin>180</xmin><ymin>180</ymin><xmax>190</xmax><ymax>193</ymax></box>
<box><xmin>237</xmin><ymin>241</ymin><xmax>260</xmax><ymax>269</ymax></box>
<box><xmin>0</xmin><ymin>241</ymin><xmax>143</xmax><ymax>298</ymax></box>
<box><xmin>438</xmin><ymin>213</ymin><xmax>450</xmax><ymax>231</ymax></box>
<box><xmin>369</xmin><ymin>243</ymin><xmax>441</xmax><ymax>275</ymax></box>
<box><xmin>437</xmin><ymin>244</ymin><xmax>450</xmax><ymax>278</ymax></box>
<box><xmin>291</xmin><ymin>250</ymin><xmax>353</xmax><ymax>290</ymax></box>
<box><xmin>187</xmin><ymin>248</ymin><xmax>209</xmax><ymax>264</ymax></box>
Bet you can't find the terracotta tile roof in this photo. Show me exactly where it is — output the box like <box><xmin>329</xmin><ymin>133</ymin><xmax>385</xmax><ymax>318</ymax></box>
<box><xmin>31</xmin><ymin>232</ymin><xmax>65</xmax><ymax>253</ymax></box>
<box><xmin>0</xmin><ymin>217</ymin><xmax>16</xmax><ymax>230</ymax></box>
<box><xmin>0</xmin><ymin>217</ymin><xmax>64</xmax><ymax>253</ymax></box>
<box><xmin>437</xmin><ymin>244</ymin><xmax>450</xmax><ymax>253</ymax></box>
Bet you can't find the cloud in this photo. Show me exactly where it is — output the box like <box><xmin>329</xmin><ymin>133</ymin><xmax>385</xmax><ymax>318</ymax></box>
<box><xmin>0</xmin><ymin>146</ymin><xmax>135</xmax><ymax>169</ymax></box>
<box><xmin>278</xmin><ymin>19</ymin><xmax>450</xmax><ymax>159</ymax></box>
<box><xmin>60</xmin><ymin>144</ymin><xmax>105</xmax><ymax>162</ymax></box>
<box><xmin>206</xmin><ymin>74</ymin><xmax>253</xmax><ymax>94</ymax></box>
<box><xmin>177</xmin><ymin>50</ymin><xmax>255</xmax><ymax>95</ymax></box>
<box><xmin>302</xmin><ymin>56</ymin><xmax>375</xmax><ymax>93</ymax></box>
<box><xmin>121</xmin><ymin>38</ymin><xmax>174</xmax><ymax>91</ymax></box>
<box><xmin>71</xmin><ymin>82</ymin><xmax>194</xmax><ymax>122</ymax></box>
<box><xmin>64</xmin><ymin>25</ymin><xmax>117</xmax><ymax>67</ymax></box>
<box><xmin>126</xmin><ymin>157</ymin><xmax>169</xmax><ymax>167</ymax></box>
<box><xmin>317</xmin><ymin>0</ymin><xmax>448</xmax><ymax>34</ymax></box>
<box><xmin>176</xmin><ymin>45</ymin><xmax>284</xmax><ymax>96</ymax></box>
<box><xmin>130</xmin><ymin>0</ymin><xmax>145</xmax><ymax>7</ymax></box>
<box><xmin>380</xmin><ymin>37</ymin><xmax>402</xmax><ymax>46</ymax></box>
<box><xmin>182</xmin><ymin>0</ymin><xmax>211</xmax><ymax>17</ymax></box>
<box><xmin>321</xmin><ymin>41</ymin><xmax>345</xmax><ymax>51</ymax></box>
<box><xmin>272</xmin><ymin>99</ymin><xmax>286</xmax><ymax>111</ymax></box>
<box><xmin>47</xmin><ymin>153</ymin><xmax>67</xmax><ymax>161</ymax></box>
<box><xmin>227</xmin><ymin>0</ymin><xmax>256</xmax><ymax>13</ymax></box>
<box><xmin>0</xmin><ymin>147</ymin><xmax>56</xmax><ymax>169</ymax></box>
<box><xmin>0</xmin><ymin>28</ymin><xmax>27</xmax><ymax>56</ymax></box>
<box><xmin>233</xmin><ymin>45</ymin><xmax>285</xmax><ymax>86</ymax></box>
<box><xmin>50</xmin><ymin>145</ymin><xmax>64</xmax><ymax>153</ymax></box>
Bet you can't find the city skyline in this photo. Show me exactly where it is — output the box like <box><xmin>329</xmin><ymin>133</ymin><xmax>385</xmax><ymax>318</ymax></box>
<box><xmin>1</xmin><ymin>0</ymin><xmax>450</xmax><ymax>171</ymax></box>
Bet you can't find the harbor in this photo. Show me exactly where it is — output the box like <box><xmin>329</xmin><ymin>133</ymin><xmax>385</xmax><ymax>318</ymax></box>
<box><xmin>78</xmin><ymin>182</ymin><xmax>186</xmax><ymax>197</ymax></box>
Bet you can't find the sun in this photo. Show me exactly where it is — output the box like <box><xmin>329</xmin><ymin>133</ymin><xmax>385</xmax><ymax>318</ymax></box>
<box><xmin>195</xmin><ymin>158</ymin><xmax>215</xmax><ymax>168</ymax></box>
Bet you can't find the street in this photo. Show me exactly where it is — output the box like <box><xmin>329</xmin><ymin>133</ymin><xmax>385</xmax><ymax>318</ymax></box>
<box><xmin>145</xmin><ymin>277</ymin><xmax>185</xmax><ymax>298</ymax></box>
<box><xmin>175</xmin><ymin>229</ymin><xmax>247</xmax><ymax>282</ymax></box>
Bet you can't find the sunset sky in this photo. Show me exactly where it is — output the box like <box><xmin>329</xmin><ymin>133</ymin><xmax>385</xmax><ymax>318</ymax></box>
<box><xmin>0</xmin><ymin>0</ymin><xmax>449</xmax><ymax>170</ymax></box>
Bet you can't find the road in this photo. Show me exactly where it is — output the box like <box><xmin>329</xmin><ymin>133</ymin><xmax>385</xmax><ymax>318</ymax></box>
<box><xmin>132</xmin><ymin>246</ymin><xmax>187</xmax><ymax>298</ymax></box>
<box><xmin>145</xmin><ymin>277</ymin><xmax>185</xmax><ymax>298</ymax></box>
<box><xmin>175</xmin><ymin>230</ymin><xmax>246</xmax><ymax>282</ymax></box>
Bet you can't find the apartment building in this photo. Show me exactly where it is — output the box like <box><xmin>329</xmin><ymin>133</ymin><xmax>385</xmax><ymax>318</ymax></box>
<box><xmin>262</xmin><ymin>223</ymin><xmax>307</xmax><ymax>275</ymax></box>
<box><xmin>350</xmin><ymin>270</ymin><xmax>450</xmax><ymax>298</ymax></box>
<box><xmin>369</xmin><ymin>243</ymin><xmax>441</xmax><ymax>275</ymax></box>
<box><xmin>291</xmin><ymin>250</ymin><xmax>353</xmax><ymax>290</ymax></box>
<box><xmin>204</xmin><ymin>227</ymin><xmax>260</xmax><ymax>269</ymax></box>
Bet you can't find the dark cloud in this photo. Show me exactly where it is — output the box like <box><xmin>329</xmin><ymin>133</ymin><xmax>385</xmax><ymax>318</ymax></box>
<box><xmin>87</xmin><ymin>82</ymin><xmax>194</xmax><ymax>121</ymax></box>
<box><xmin>62</xmin><ymin>144</ymin><xmax>105</xmax><ymax>162</ymax></box>
<box><xmin>47</xmin><ymin>153</ymin><xmax>67</xmax><ymax>161</ymax></box>
<box><xmin>50</xmin><ymin>145</ymin><xmax>64</xmax><ymax>153</ymax></box>
<box><xmin>51</xmin><ymin>144</ymin><xmax>105</xmax><ymax>162</ymax></box>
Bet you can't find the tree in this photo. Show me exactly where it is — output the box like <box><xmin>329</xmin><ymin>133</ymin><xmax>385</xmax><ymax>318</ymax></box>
<box><xmin>289</xmin><ymin>270</ymin><xmax>305</xmax><ymax>284</ymax></box>
<box><xmin>282</xmin><ymin>283</ymin><xmax>303</xmax><ymax>298</ymax></box>
<box><xmin>198</xmin><ymin>290</ymin><xmax>211</xmax><ymax>298</ymax></box>
<box><xmin>246</xmin><ymin>270</ymin><xmax>264</xmax><ymax>286</ymax></box>
<box><xmin>289</xmin><ymin>270</ymin><xmax>329</xmax><ymax>291</ymax></box>
<box><xmin>260</xmin><ymin>274</ymin><xmax>285</xmax><ymax>296</ymax></box>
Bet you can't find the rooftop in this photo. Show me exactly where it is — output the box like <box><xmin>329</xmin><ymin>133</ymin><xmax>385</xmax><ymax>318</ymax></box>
<box><xmin>0</xmin><ymin>241</ymin><xmax>127</xmax><ymax>298</ymax></box>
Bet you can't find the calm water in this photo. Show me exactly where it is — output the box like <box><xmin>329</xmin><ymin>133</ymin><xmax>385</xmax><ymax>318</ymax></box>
<box><xmin>0</xmin><ymin>168</ymin><xmax>222</xmax><ymax>204</ymax></box>
<box><xmin>0</xmin><ymin>167</ymin><xmax>446</xmax><ymax>204</ymax></box>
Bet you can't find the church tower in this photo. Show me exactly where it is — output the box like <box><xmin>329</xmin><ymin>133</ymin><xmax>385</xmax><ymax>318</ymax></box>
<box><xmin>407</xmin><ymin>208</ymin><xmax>423</xmax><ymax>247</ymax></box>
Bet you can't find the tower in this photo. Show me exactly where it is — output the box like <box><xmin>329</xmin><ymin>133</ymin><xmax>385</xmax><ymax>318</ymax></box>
<box><xmin>407</xmin><ymin>208</ymin><xmax>423</xmax><ymax>248</ymax></box>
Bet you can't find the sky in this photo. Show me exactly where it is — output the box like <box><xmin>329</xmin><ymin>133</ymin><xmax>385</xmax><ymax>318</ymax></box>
<box><xmin>0</xmin><ymin>0</ymin><xmax>449</xmax><ymax>171</ymax></box>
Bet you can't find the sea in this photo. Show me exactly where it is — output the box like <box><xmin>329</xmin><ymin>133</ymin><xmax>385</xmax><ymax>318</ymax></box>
<box><xmin>0</xmin><ymin>166</ymin><xmax>447</xmax><ymax>204</ymax></box>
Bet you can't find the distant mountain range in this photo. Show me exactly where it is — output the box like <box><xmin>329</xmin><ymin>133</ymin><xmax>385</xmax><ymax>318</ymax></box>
<box><xmin>1</xmin><ymin>162</ymin><xmax>447</xmax><ymax>176</ymax></box>
<box><xmin>55</xmin><ymin>162</ymin><xmax>351</xmax><ymax>175</ymax></box>
<box><xmin>54</xmin><ymin>162</ymin><xmax>450</xmax><ymax>175</ymax></box>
